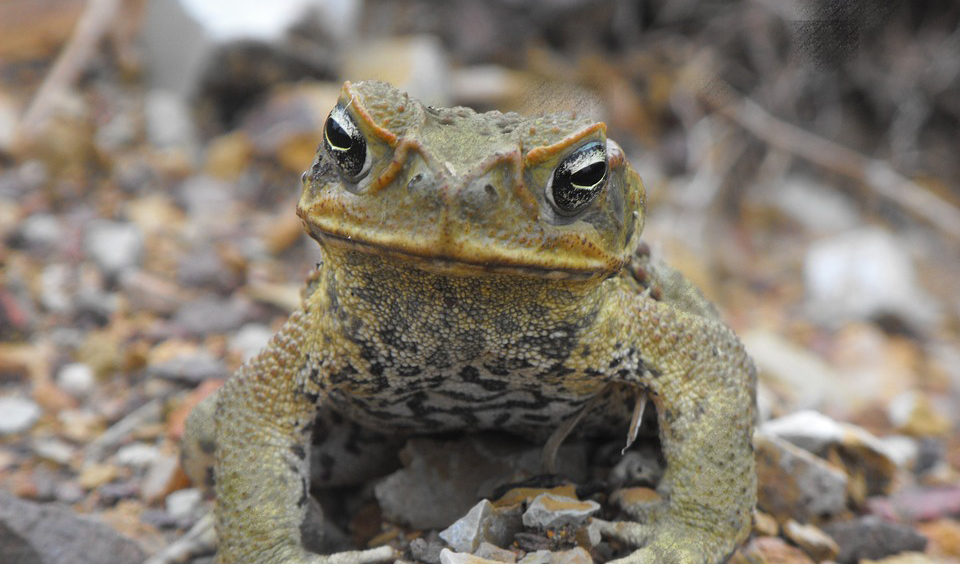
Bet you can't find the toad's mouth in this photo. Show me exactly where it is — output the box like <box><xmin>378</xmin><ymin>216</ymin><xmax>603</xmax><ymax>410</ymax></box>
<box><xmin>306</xmin><ymin>225</ymin><xmax>624</xmax><ymax>281</ymax></box>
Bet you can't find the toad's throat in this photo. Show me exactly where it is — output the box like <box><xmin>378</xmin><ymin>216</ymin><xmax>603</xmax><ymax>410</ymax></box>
<box><xmin>308</xmin><ymin>227</ymin><xmax>624</xmax><ymax>280</ymax></box>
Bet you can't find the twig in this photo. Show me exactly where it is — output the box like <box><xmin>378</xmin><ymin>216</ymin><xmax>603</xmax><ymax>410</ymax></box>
<box><xmin>19</xmin><ymin>0</ymin><xmax>121</xmax><ymax>137</ymax></box>
<box><xmin>697</xmin><ymin>77</ymin><xmax>960</xmax><ymax>241</ymax></box>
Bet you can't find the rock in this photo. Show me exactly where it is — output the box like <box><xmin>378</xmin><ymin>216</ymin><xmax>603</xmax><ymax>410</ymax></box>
<box><xmin>474</xmin><ymin>541</ymin><xmax>518</xmax><ymax>563</ymax></box>
<box><xmin>15</xmin><ymin>213</ymin><xmax>62</xmax><ymax>251</ymax></box>
<box><xmin>762</xmin><ymin>410</ymin><xmax>898</xmax><ymax>498</ymax></box>
<box><xmin>148</xmin><ymin>350</ymin><xmax>227</xmax><ymax>383</ymax></box>
<box><xmin>544</xmin><ymin>547</ymin><xmax>592</xmax><ymax>564</ymax></box>
<box><xmin>439</xmin><ymin>500</ymin><xmax>523</xmax><ymax>554</ymax></box>
<box><xmin>410</xmin><ymin>536</ymin><xmax>446</xmax><ymax>564</ymax></box>
<box><xmin>165</xmin><ymin>488</ymin><xmax>203</xmax><ymax>521</ymax></box>
<box><xmin>115</xmin><ymin>442</ymin><xmax>160</xmax><ymax>469</ymax></box>
<box><xmin>862</xmin><ymin>553</ymin><xmax>941</xmax><ymax>564</ymax></box>
<box><xmin>823</xmin><ymin>516</ymin><xmax>927</xmax><ymax>564</ymax></box>
<box><xmin>440</xmin><ymin>549</ymin><xmax>504</xmax><ymax>564</ymax></box>
<box><xmin>804</xmin><ymin>227</ymin><xmax>938</xmax><ymax>328</ymax></box>
<box><xmin>229</xmin><ymin>323</ymin><xmax>274</xmax><ymax>362</ymax></box>
<box><xmin>0</xmin><ymin>519</ymin><xmax>44</xmax><ymax>564</ymax></box>
<box><xmin>516</xmin><ymin>550</ymin><xmax>552</xmax><ymax>564</ymax></box>
<box><xmin>742</xmin><ymin>330</ymin><xmax>839</xmax><ymax>411</ymax></box>
<box><xmin>376</xmin><ymin>435</ymin><xmax>587</xmax><ymax>530</ymax></box>
<box><xmin>753</xmin><ymin>511</ymin><xmax>779</xmax><ymax>537</ymax></box>
<box><xmin>0</xmin><ymin>490</ymin><xmax>145</xmax><ymax>564</ymax></box>
<box><xmin>84</xmin><ymin>219</ymin><xmax>144</xmax><ymax>276</ymax></box>
<box><xmin>732</xmin><ymin>537</ymin><xmax>815</xmax><ymax>564</ymax></box>
<box><xmin>767</xmin><ymin>174</ymin><xmax>860</xmax><ymax>233</ymax></box>
<box><xmin>784</xmin><ymin>519</ymin><xmax>840</xmax><ymax>562</ymax></box>
<box><xmin>0</xmin><ymin>396</ymin><xmax>41</xmax><ymax>435</ymax></box>
<box><xmin>56</xmin><ymin>362</ymin><xmax>95</xmax><ymax>398</ymax></box>
<box><xmin>916</xmin><ymin>518</ymin><xmax>960</xmax><ymax>560</ymax></box>
<box><xmin>32</xmin><ymin>437</ymin><xmax>76</xmax><ymax>465</ymax></box>
<box><xmin>867</xmin><ymin>485</ymin><xmax>960</xmax><ymax>522</ymax></box>
<box><xmin>887</xmin><ymin>390</ymin><xmax>951</xmax><ymax>437</ymax></box>
<box><xmin>172</xmin><ymin>297</ymin><xmax>251</xmax><ymax>336</ymax></box>
<box><xmin>521</xmin><ymin>493</ymin><xmax>600</xmax><ymax>530</ymax></box>
<box><xmin>754</xmin><ymin>432</ymin><xmax>848</xmax><ymax>522</ymax></box>
<box><xmin>141</xmin><ymin>450</ymin><xmax>183</xmax><ymax>504</ymax></box>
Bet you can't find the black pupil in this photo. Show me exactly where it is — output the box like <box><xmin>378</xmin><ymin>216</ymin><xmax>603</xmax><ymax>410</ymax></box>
<box><xmin>551</xmin><ymin>144</ymin><xmax>607</xmax><ymax>213</ymax></box>
<box><xmin>325</xmin><ymin>115</ymin><xmax>353</xmax><ymax>150</ymax></box>
<box><xmin>324</xmin><ymin>109</ymin><xmax>367</xmax><ymax>178</ymax></box>
<box><xmin>571</xmin><ymin>161</ymin><xmax>606</xmax><ymax>188</ymax></box>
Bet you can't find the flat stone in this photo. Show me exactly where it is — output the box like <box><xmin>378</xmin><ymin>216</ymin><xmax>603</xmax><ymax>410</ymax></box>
<box><xmin>474</xmin><ymin>541</ymin><xmax>517</xmax><ymax>563</ymax></box>
<box><xmin>521</xmin><ymin>493</ymin><xmax>600</xmax><ymax>530</ymax></box>
<box><xmin>0</xmin><ymin>490</ymin><xmax>145</xmax><ymax>564</ymax></box>
<box><xmin>0</xmin><ymin>397</ymin><xmax>41</xmax><ymax>435</ymax></box>
<box><xmin>823</xmin><ymin>516</ymin><xmax>927</xmax><ymax>564</ymax></box>
<box><xmin>755</xmin><ymin>432</ymin><xmax>848</xmax><ymax>522</ymax></box>
<box><xmin>784</xmin><ymin>519</ymin><xmax>840</xmax><ymax>562</ymax></box>
<box><xmin>440</xmin><ymin>549</ymin><xmax>503</xmax><ymax>564</ymax></box>
<box><xmin>762</xmin><ymin>410</ymin><xmax>898</xmax><ymax>498</ymax></box>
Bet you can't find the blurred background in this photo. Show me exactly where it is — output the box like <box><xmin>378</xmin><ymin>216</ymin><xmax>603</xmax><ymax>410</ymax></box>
<box><xmin>0</xmin><ymin>0</ymin><xmax>959</xmax><ymax>562</ymax></box>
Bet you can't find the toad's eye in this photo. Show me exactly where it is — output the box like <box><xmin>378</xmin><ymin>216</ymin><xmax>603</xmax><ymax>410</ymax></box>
<box><xmin>547</xmin><ymin>141</ymin><xmax>607</xmax><ymax>214</ymax></box>
<box><xmin>323</xmin><ymin>105</ymin><xmax>370</xmax><ymax>180</ymax></box>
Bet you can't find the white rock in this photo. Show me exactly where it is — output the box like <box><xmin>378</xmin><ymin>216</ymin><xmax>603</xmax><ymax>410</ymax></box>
<box><xmin>0</xmin><ymin>397</ymin><xmax>41</xmax><ymax>435</ymax></box>
<box><xmin>230</xmin><ymin>323</ymin><xmax>273</xmax><ymax>362</ymax></box>
<box><xmin>18</xmin><ymin>213</ymin><xmax>62</xmax><ymax>250</ymax></box>
<box><xmin>768</xmin><ymin>175</ymin><xmax>860</xmax><ymax>233</ymax></box>
<box><xmin>165</xmin><ymin>487</ymin><xmax>203</xmax><ymax>520</ymax></box>
<box><xmin>761</xmin><ymin>410</ymin><xmax>844</xmax><ymax>453</ymax></box>
<box><xmin>33</xmin><ymin>437</ymin><xmax>76</xmax><ymax>465</ymax></box>
<box><xmin>143</xmin><ymin>0</ymin><xmax>359</xmax><ymax>95</ymax></box>
<box><xmin>116</xmin><ymin>443</ymin><xmax>161</xmax><ymax>469</ymax></box>
<box><xmin>56</xmin><ymin>362</ymin><xmax>95</xmax><ymax>397</ymax></box>
<box><xmin>742</xmin><ymin>330</ymin><xmax>838</xmax><ymax>411</ymax></box>
<box><xmin>880</xmin><ymin>435</ymin><xmax>920</xmax><ymax>469</ymax></box>
<box><xmin>40</xmin><ymin>263</ymin><xmax>74</xmax><ymax>314</ymax></box>
<box><xmin>804</xmin><ymin>227</ymin><xmax>938</xmax><ymax>327</ymax></box>
<box><xmin>439</xmin><ymin>548</ymin><xmax>500</xmax><ymax>564</ymax></box>
<box><xmin>144</xmin><ymin>90</ymin><xmax>198</xmax><ymax>150</ymax></box>
<box><xmin>84</xmin><ymin>219</ymin><xmax>144</xmax><ymax>276</ymax></box>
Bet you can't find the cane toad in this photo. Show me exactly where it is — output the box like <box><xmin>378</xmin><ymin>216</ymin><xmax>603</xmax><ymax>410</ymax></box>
<box><xmin>183</xmin><ymin>80</ymin><xmax>757</xmax><ymax>564</ymax></box>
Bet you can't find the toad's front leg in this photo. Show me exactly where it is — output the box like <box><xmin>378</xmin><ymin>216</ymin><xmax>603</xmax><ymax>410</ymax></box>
<box><xmin>210</xmin><ymin>310</ymin><xmax>394</xmax><ymax>564</ymax></box>
<box><xmin>596</xmin><ymin>294</ymin><xmax>756</xmax><ymax>564</ymax></box>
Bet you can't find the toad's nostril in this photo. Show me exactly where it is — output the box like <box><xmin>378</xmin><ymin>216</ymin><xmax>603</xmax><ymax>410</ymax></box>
<box><xmin>407</xmin><ymin>173</ymin><xmax>425</xmax><ymax>191</ymax></box>
<box><xmin>483</xmin><ymin>184</ymin><xmax>498</xmax><ymax>200</ymax></box>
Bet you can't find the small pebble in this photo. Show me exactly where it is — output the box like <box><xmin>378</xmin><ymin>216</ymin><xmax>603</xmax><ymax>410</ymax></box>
<box><xmin>115</xmin><ymin>442</ymin><xmax>161</xmax><ymax>469</ymax></box>
<box><xmin>84</xmin><ymin>219</ymin><xmax>144</xmax><ymax>276</ymax></box>
<box><xmin>784</xmin><ymin>519</ymin><xmax>840</xmax><ymax>562</ymax></box>
<box><xmin>0</xmin><ymin>397</ymin><xmax>42</xmax><ymax>435</ymax></box>
<box><xmin>165</xmin><ymin>487</ymin><xmax>203</xmax><ymax>520</ymax></box>
<box><xmin>56</xmin><ymin>362</ymin><xmax>96</xmax><ymax>397</ymax></box>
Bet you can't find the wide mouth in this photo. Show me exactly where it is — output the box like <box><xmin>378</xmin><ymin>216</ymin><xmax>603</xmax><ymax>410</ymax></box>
<box><xmin>308</xmin><ymin>225</ymin><xmax>622</xmax><ymax>281</ymax></box>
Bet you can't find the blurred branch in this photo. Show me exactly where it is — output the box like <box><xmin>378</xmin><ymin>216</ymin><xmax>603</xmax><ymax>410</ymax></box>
<box><xmin>19</xmin><ymin>0</ymin><xmax>121</xmax><ymax>137</ymax></box>
<box><xmin>696</xmin><ymin>76</ymin><xmax>960</xmax><ymax>241</ymax></box>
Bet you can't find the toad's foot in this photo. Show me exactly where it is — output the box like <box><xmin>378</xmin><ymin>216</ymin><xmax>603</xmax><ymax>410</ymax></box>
<box><xmin>594</xmin><ymin>518</ymin><xmax>739</xmax><ymax>564</ymax></box>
